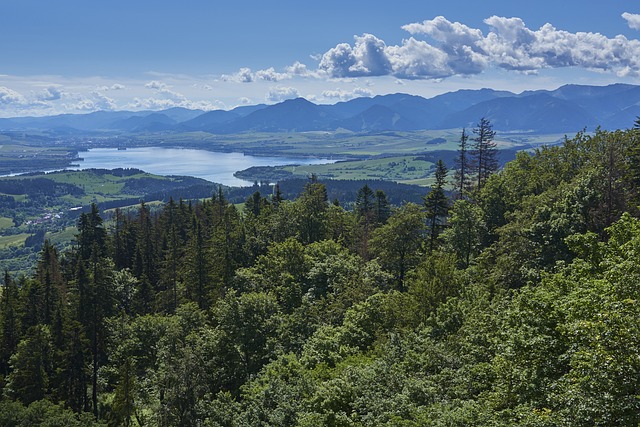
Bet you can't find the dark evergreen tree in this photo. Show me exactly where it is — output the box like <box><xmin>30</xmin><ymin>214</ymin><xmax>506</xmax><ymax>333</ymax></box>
<box><xmin>36</xmin><ymin>241</ymin><xmax>64</xmax><ymax>326</ymax></box>
<box><xmin>5</xmin><ymin>325</ymin><xmax>52</xmax><ymax>405</ymax></box>
<box><xmin>453</xmin><ymin>128</ymin><xmax>472</xmax><ymax>198</ymax></box>
<box><xmin>184</xmin><ymin>218</ymin><xmax>211</xmax><ymax>310</ymax></box>
<box><xmin>157</xmin><ymin>198</ymin><xmax>183</xmax><ymax>313</ymax></box>
<box><xmin>76</xmin><ymin>204</ymin><xmax>107</xmax><ymax>262</ymax></box>
<box><xmin>355</xmin><ymin>184</ymin><xmax>376</xmax><ymax>260</ymax></box>
<box><xmin>471</xmin><ymin>117</ymin><xmax>498</xmax><ymax>190</ymax></box>
<box><xmin>374</xmin><ymin>189</ymin><xmax>390</xmax><ymax>224</ymax></box>
<box><xmin>424</xmin><ymin>160</ymin><xmax>450</xmax><ymax>252</ymax></box>
<box><xmin>133</xmin><ymin>202</ymin><xmax>157</xmax><ymax>292</ymax></box>
<box><xmin>0</xmin><ymin>271</ymin><xmax>19</xmax><ymax>379</ymax></box>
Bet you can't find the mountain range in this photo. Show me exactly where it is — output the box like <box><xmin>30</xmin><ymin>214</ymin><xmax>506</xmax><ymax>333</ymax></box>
<box><xmin>1</xmin><ymin>84</ymin><xmax>639</xmax><ymax>135</ymax></box>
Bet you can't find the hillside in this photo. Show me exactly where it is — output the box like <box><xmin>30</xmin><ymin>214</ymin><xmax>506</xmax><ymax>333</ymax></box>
<box><xmin>1</xmin><ymin>127</ymin><xmax>640</xmax><ymax>424</ymax></box>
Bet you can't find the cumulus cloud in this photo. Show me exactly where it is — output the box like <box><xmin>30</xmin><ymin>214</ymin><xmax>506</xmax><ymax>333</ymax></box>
<box><xmin>0</xmin><ymin>86</ymin><xmax>27</xmax><ymax>105</ymax></box>
<box><xmin>254</xmin><ymin>67</ymin><xmax>288</xmax><ymax>82</ymax></box>
<box><xmin>0</xmin><ymin>86</ymin><xmax>52</xmax><ymax>115</ymax></box>
<box><xmin>37</xmin><ymin>86</ymin><xmax>64</xmax><ymax>101</ymax></box>
<box><xmin>221</xmin><ymin>67</ymin><xmax>254</xmax><ymax>83</ymax></box>
<box><xmin>125</xmin><ymin>95</ymin><xmax>224</xmax><ymax>112</ymax></box>
<box><xmin>286</xmin><ymin>61</ymin><xmax>312</xmax><ymax>76</ymax></box>
<box><xmin>145</xmin><ymin>80</ymin><xmax>168</xmax><ymax>90</ymax></box>
<box><xmin>96</xmin><ymin>83</ymin><xmax>126</xmax><ymax>91</ymax></box>
<box><xmin>322</xmin><ymin>87</ymin><xmax>373</xmax><ymax>101</ymax></box>
<box><xmin>90</xmin><ymin>91</ymin><xmax>117</xmax><ymax>110</ymax></box>
<box><xmin>319</xmin><ymin>33</ymin><xmax>392</xmax><ymax>77</ymax></box>
<box><xmin>623</xmin><ymin>12</ymin><xmax>640</xmax><ymax>31</ymax></box>
<box><xmin>316</xmin><ymin>15</ymin><xmax>640</xmax><ymax>79</ymax></box>
<box><xmin>222</xmin><ymin>62</ymin><xmax>318</xmax><ymax>83</ymax></box>
<box><xmin>266</xmin><ymin>86</ymin><xmax>300</xmax><ymax>102</ymax></box>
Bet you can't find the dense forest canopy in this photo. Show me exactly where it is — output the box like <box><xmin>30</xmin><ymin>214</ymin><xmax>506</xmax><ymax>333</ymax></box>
<box><xmin>1</xmin><ymin>123</ymin><xmax>640</xmax><ymax>426</ymax></box>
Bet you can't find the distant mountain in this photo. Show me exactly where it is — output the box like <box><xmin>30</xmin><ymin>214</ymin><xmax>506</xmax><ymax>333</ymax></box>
<box><xmin>429</xmin><ymin>88</ymin><xmax>515</xmax><ymax>112</ymax></box>
<box><xmin>158</xmin><ymin>107</ymin><xmax>204</xmax><ymax>122</ymax></box>
<box><xmin>1</xmin><ymin>84</ymin><xmax>639</xmax><ymax>134</ymax></box>
<box><xmin>339</xmin><ymin>104</ymin><xmax>419</xmax><ymax>132</ymax></box>
<box><xmin>110</xmin><ymin>113</ymin><xmax>177</xmax><ymax>132</ymax></box>
<box><xmin>180</xmin><ymin>110</ymin><xmax>240</xmax><ymax>132</ymax></box>
<box><xmin>438</xmin><ymin>93</ymin><xmax>597</xmax><ymax>133</ymax></box>
<box><xmin>230</xmin><ymin>104</ymin><xmax>268</xmax><ymax>117</ymax></box>
<box><xmin>215</xmin><ymin>98</ymin><xmax>339</xmax><ymax>133</ymax></box>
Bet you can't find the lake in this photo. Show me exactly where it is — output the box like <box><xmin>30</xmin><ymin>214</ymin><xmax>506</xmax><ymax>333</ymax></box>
<box><xmin>70</xmin><ymin>147</ymin><xmax>334</xmax><ymax>186</ymax></box>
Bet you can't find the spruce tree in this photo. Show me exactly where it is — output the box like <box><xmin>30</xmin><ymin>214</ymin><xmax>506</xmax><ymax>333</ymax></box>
<box><xmin>424</xmin><ymin>160</ymin><xmax>450</xmax><ymax>251</ymax></box>
<box><xmin>453</xmin><ymin>128</ymin><xmax>472</xmax><ymax>198</ymax></box>
<box><xmin>0</xmin><ymin>270</ymin><xmax>19</xmax><ymax>378</ymax></box>
<box><xmin>472</xmin><ymin>117</ymin><xmax>498</xmax><ymax>190</ymax></box>
<box><xmin>374</xmin><ymin>190</ymin><xmax>390</xmax><ymax>224</ymax></box>
<box><xmin>355</xmin><ymin>185</ymin><xmax>375</xmax><ymax>259</ymax></box>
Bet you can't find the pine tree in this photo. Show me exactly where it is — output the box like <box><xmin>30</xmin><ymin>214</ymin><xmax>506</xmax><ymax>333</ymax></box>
<box><xmin>453</xmin><ymin>128</ymin><xmax>472</xmax><ymax>198</ymax></box>
<box><xmin>36</xmin><ymin>241</ymin><xmax>65</xmax><ymax>326</ymax></box>
<box><xmin>0</xmin><ymin>270</ymin><xmax>20</xmax><ymax>378</ymax></box>
<box><xmin>374</xmin><ymin>190</ymin><xmax>390</xmax><ymax>224</ymax></box>
<box><xmin>184</xmin><ymin>218</ymin><xmax>211</xmax><ymax>309</ymax></box>
<box><xmin>424</xmin><ymin>160</ymin><xmax>450</xmax><ymax>251</ymax></box>
<box><xmin>471</xmin><ymin>117</ymin><xmax>498</xmax><ymax>190</ymax></box>
<box><xmin>355</xmin><ymin>185</ymin><xmax>375</xmax><ymax>259</ymax></box>
<box><xmin>76</xmin><ymin>204</ymin><xmax>107</xmax><ymax>262</ymax></box>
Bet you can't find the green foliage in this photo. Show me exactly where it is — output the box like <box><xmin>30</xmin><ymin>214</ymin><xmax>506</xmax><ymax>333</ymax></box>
<box><xmin>370</xmin><ymin>203</ymin><xmax>426</xmax><ymax>290</ymax></box>
<box><xmin>3</xmin><ymin>125</ymin><xmax>640</xmax><ymax>425</ymax></box>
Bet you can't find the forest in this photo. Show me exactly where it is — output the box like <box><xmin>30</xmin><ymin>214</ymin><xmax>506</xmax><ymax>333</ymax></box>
<box><xmin>1</xmin><ymin>120</ymin><xmax>640</xmax><ymax>426</ymax></box>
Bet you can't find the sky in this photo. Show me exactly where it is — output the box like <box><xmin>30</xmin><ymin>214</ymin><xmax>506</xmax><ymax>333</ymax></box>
<box><xmin>1</xmin><ymin>0</ymin><xmax>640</xmax><ymax>117</ymax></box>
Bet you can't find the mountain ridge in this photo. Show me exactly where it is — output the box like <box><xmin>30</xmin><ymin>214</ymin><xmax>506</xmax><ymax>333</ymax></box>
<box><xmin>1</xmin><ymin>83</ymin><xmax>639</xmax><ymax>134</ymax></box>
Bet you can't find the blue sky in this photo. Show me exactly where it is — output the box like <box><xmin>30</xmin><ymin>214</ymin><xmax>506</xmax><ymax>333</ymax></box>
<box><xmin>1</xmin><ymin>0</ymin><xmax>639</xmax><ymax>116</ymax></box>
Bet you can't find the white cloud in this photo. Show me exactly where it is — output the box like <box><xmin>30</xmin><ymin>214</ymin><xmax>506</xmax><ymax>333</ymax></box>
<box><xmin>623</xmin><ymin>12</ymin><xmax>640</xmax><ymax>31</ymax></box>
<box><xmin>37</xmin><ymin>86</ymin><xmax>64</xmax><ymax>101</ymax></box>
<box><xmin>286</xmin><ymin>61</ymin><xmax>312</xmax><ymax>77</ymax></box>
<box><xmin>322</xmin><ymin>87</ymin><xmax>373</xmax><ymax>101</ymax></box>
<box><xmin>221</xmin><ymin>67</ymin><xmax>254</xmax><ymax>83</ymax></box>
<box><xmin>239</xmin><ymin>97</ymin><xmax>252</xmax><ymax>105</ymax></box>
<box><xmin>145</xmin><ymin>80</ymin><xmax>168</xmax><ymax>90</ymax></box>
<box><xmin>125</xmin><ymin>96</ymin><xmax>224</xmax><ymax>112</ymax></box>
<box><xmin>254</xmin><ymin>67</ymin><xmax>288</xmax><ymax>82</ymax></box>
<box><xmin>90</xmin><ymin>91</ymin><xmax>117</xmax><ymax>110</ymax></box>
<box><xmin>316</xmin><ymin>15</ymin><xmax>640</xmax><ymax>79</ymax></box>
<box><xmin>0</xmin><ymin>86</ymin><xmax>27</xmax><ymax>105</ymax></box>
<box><xmin>319</xmin><ymin>34</ymin><xmax>392</xmax><ymax>77</ymax></box>
<box><xmin>266</xmin><ymin>86</ymin><xmax>300</xmax><ymax>102</ymax></box>
<box><xmin>222</xmin><ymin>62</ymin><xmax>317</xmax><ymax>83</ymax></box>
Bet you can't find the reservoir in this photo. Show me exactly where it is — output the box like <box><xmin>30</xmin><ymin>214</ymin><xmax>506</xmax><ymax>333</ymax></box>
<box><xmin>70</xmin><ymin>147</ymin><xmax>333</xmax><ymax>186</ymax></box>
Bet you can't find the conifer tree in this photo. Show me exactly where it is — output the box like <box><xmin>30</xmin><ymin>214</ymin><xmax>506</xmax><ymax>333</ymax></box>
<box><xmin>424</xmin><ymin>160</ymin><xmax>450</xmax><ymax>252</ymax></box>
<box><xmin>0</xmin><ymin>270</ymin><xmax>19</xmax><ymax>378</ymax></box>
<box><xmin>184</xmin><ymin>218</ymin><xmax>210</xmax><ymax>309</ymax></box>
<box><xmin>355</xmin><ymin>184</ymin><xmax>375</xmax><ymax>259</ymax></box>
<box><xmin>36</xmin><ymin>241</ymin><xmax>64</xmax><ymax>326</ymax></box>
<box><xmin>374</xmin><ymin>189</ymin><xmax>390</xmax><ymax>224</ymax></box>
<box><xmin>453</xmin><ymin>128</ymin><xmax>472</xmax><ymax>198</ymax></box>
<box><xmin>471</xmin><ymin>117</ymin><xmax>498</xmax><ymax>190</ymax></box>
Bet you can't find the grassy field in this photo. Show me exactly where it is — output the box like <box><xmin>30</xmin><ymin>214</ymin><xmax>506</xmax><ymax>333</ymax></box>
<box><xmin>0</xmin><ymin>233</ymin><xmax>30</xmax><ymax>249</ymax></box>
<box><xmin>134</xmin><ymin>129</ymin><xmax>566</xmax><ymax>158</ymax></box>
<box><xmin>278</xmin><ymin>156</ymin><xmax>436</xmax><ymax>185</ymax></box>
<box><xmin>0</xmin><ymin>217</ymin><xmax>13</xmax><ymax>229</ymax></box>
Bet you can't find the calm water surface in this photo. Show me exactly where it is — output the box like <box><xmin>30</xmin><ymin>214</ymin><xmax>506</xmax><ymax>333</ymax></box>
<box><xmin>71</xmin><ymin>147</ymin><xmax>333</xmax><ymax>186</ymax></box>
